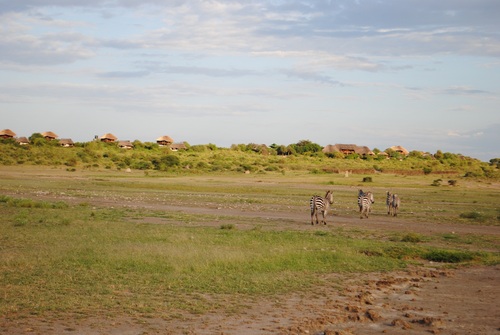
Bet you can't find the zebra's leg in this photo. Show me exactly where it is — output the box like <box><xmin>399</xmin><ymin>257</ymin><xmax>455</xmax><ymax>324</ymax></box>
<box><xmin>311</xmin><ymin>209</ymin><xmax>315</xmax><ymax>225</ymax></box>
<box><xmin>322</xmin><ymin>210</ymin><xmax>327</xmax><ymax>225</ymax></box>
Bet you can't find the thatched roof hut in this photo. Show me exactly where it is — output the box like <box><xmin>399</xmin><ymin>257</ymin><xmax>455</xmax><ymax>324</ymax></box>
<box><xmin>0</xmin><ymin>129</ymin><xmax>16</xmax><ymax>138</ymax></box>
<box><xmin>118</xmin><ymin>140</ymin><xmax>134</xmax><ymax>149</ymax></box>
<box><xmin>42</xmin><ymin>131</ymin><xmax>58</xmax><ymax>140</ymax></box>
<box><xmin>100</xmin><ymin>133</ymin><xmax>117</xmax><ymax>142</ymax></box>
<box><xmin>170</xmin><ymin>142</ymin><xmax>187</xmax><ymax>151</ymax></box>
<box><xmin>390</xmin><ymin>145</ymin><xmax>409</xmax><ymax>156</ymax></box>
<box><xmin>322</xmin><ymin>144</ymin><xmax>374</xmax><ymax>156</ymax></box>
<box><xmin>59</xmin><ymin>139</ymin><xmax>74</xmax><ymax>147</ymax></box>
<box><xmin>16</xmin><ymin>137</ymin><xmax>29</xmax><ymax>145</ymax></box>
<box><xmin>156</xmin><ymin>135</ymin><xmax>174</xmax><ymax>146</ymax></box>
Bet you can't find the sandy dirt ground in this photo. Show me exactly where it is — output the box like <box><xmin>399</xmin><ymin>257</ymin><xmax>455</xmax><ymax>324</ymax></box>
<box><xmin>1</xmin><ymin>187</ymin><xmax>499</xmax><ymax>334</ymax></box>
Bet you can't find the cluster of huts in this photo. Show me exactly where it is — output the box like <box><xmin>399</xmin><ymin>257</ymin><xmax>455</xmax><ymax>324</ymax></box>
<box><xmin>322</xmin><ymin>144</ymin><xmax>409</xmax><ymax>158</ymax></box>
<box><xmin>0</xmin><ymin>129</ymin><xmax>187</xmax><ymax>151</ymax></box>
<box><xmin>1</xmin><ymin>128</ymin><xmax>410</xmax><ymax>156</ymax></box>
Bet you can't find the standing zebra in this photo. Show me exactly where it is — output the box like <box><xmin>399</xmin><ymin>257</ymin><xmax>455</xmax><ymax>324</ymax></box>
<box><xmin>310</xmin><ymin>190</ymin><xmax>334</xmax><ymax>225</ymax></box>
<box><xmin>389</xmin><ymin>193</ymin><xmax>401</xmax><ymax>216</ymax></box>
<box><xmin>358</xmin><ymin>189</ymin><xmax>374</xmax><ymax>219</ymax></box>
<box><xmin>386</xmin><ymin>191</ymin><xmax>392</xmax><ymax>215</ymax></box>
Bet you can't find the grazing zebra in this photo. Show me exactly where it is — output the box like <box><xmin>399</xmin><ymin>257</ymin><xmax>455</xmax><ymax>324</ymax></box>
<box><xmin>358</xmin><ymin>189</ymin><xmax>374</xmax><ymax>219</ymax></box>
<box><xmin>310</xmin><ymin>190</ymin><xmax>334</xmax><ymax>225</ymax></box>
<box><xmin>389</xmin><ymin>193</ymin><xmax>401</xmax><ymax>217</ymax></box>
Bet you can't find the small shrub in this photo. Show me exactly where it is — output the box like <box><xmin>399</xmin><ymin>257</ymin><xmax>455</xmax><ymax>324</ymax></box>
<box><xmin>448</xmin><ymin>180</ymin><xmax>458</xmax><ymax>186</ymax></box>
<box><xmin>424</xmin><ymin>250</ymin><xmax>475</xmax><ymax>263</ymax></box>
<box><xmin>362</xmin><ymin>176</ymin><xmax>373</xmax><ymax>183</ymax></box>
<box><xmin>464</xmin><ymin>171</ymin><xmax>482</xmax><ymax>178</ymax></box>
<box><xmin>401</xmin><ymin>233</ymin><xmax>422</xmax><ymax>243</ymax></box>
<box><xmin>314</xmin><ymin>231</ymin><xmax>328</xmax><ymax>237</ymax></box>
<box><xmin>459</xmin><ymin>211</ymin><xmax>487</xmax><ymax>222</ymax></box>
<box><xmin>431</xmin><ymin>179</ymin><xmax>442</xmax><ymax>186</ymax></box>
<box><xmin>220</xmin><ymin>224</ymin><xmax>235</xmax><ymax>230</ymax></box>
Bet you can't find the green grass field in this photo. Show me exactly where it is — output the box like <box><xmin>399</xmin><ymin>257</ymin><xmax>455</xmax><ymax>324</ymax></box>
<box><xmin>0</xmin><ymin>166</ymin><xmax>498</xmax><ymax>319</ymax></box>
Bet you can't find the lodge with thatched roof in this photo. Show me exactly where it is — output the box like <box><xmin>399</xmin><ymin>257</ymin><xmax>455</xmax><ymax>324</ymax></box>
<box><xmin>100</xmin><ymin>133</ymin><xmax>117</xmax><ymax>143</ymax></box>
<box><xmin>118</xmin><ymin>140</ymin><xmax>134</xmax><ymax>149</ymax></box>
<box><xmin>170</xmin><ymin>142</ymin><xmax>187</xmax><ymax>151</ymax></box>
<box><xmin>156</xmin><ymin>135</ymin><xmax>174</xmax><ymax>146</ymax></box>
<box><xmin>41</xmin><ymin>131</ymin><xmax>58</xmax><ymax>140</ymax></box>
<box><xmin>16</xmin><ymin>137</ymin><xmax>29</xmax><ymax>145</ymax></box>
<box><xmin>59</xmin><ymin>139</ymin><xmax>74</xmax><ymax>147</ymax></box>
<box><xmin>322</xmin><ymin>144</ymin><xmax>374</xmax><ymax>156</ymax></box>
<box><xmin>389</xmin><ymin>145</ymin><xmax>409</xmax><ymax>156</ymax></box>
<box><xmin>0</xmin><ymin>129</ymin><xmax>16</xmax><ymax>139</ymax></box>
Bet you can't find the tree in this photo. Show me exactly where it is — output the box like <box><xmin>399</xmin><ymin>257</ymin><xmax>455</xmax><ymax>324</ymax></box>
<box><xmin>29</xmin><ymin>133</ymin><xmax>45</xmax><ymax>146</ymax></box>
<box><xmin>408</xmin><ymin>150</ymin><xmax>423</xmax><ymax>159</ymax></box>
<box><xmin>290</xmin><ymin>140</ymin><xmax>322</xmax><ymax>154</ymax></box>
<box><xmin>489</xmin><ymin>158</ymin><xmax>500</xmax><ymax>168</ymax></box>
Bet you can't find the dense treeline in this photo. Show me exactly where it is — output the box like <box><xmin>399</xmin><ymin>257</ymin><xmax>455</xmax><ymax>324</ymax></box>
<box><xmin>0</xmin><ymin>136</ymin><xmax>498</xmax><ymax>179</ymax></box>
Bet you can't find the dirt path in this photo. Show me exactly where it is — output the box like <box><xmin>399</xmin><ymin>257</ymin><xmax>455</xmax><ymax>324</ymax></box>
<box><xmin>5</xmin><ymin>187</ymin><xmax>499</xmax><ymax>237</ymax></box>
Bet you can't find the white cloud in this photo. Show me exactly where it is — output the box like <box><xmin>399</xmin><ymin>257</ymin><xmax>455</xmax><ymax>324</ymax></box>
<box><xmin>1</xmin><ymin>0</ymin><xmax>499</xmax><ymax>161</ymax></box>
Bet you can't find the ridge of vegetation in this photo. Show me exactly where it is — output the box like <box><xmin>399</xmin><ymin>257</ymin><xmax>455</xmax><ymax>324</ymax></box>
<box><xmin>1</xmin><ymin>137</ymin><xmax>498</xmax><ymax>179</ymax></box>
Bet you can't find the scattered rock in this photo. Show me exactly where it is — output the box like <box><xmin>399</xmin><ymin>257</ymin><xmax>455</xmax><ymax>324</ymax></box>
<box><xmin>365</xmin><ymin>309</ymin><xmax>381</xmax><ymax>321</ymax></box>
<box><xmin>357</xmin><ymin>291</ymin><xmax>374</xmax><ymax>305</ymax></box>
<box><xmin>391</xmin><ymin>318</ymin><xmax>412</xmax><ymax>329</ymax></box>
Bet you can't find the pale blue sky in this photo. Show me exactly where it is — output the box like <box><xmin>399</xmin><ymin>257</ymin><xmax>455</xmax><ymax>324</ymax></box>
<box><xmin>1</xmin><ymin>0</ymin><xmax>499</xmax><ymax>161</ymax></box>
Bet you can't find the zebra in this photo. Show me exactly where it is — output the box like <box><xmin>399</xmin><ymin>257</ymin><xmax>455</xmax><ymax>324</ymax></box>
<box><xmin>389</xmin><ymin>193</ymin><xmax>401</xmax><ymax>217</ymax></box>
<box><xmin>386</xmin><ymin>191</ymin><xmax>392</xmax><ymax>215</ymax></box>
<box><xmin>310</xmin><ymin>190</ymin><xmax>334</xmax><ymax>225</ymax></box>
<box><xmin>358</xmin><ymin>189</ymin><xmax>374</xmax><ymax>219</ymax></box>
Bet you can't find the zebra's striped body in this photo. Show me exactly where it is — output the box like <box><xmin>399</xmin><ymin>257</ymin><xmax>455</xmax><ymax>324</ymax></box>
<box><xmin>389</xmin><ymin>193</ymin><xmax>400</xmax><ymax>216</ymax></box>
<box><xmin>386</xmin><ymin>191</ymin><xmax>392</xmax><ymax>215</ymax></box>
<box><xmin>310</xmin><ymin>190</ymin><xmax>334</xmax><ymax>225</ymax></box>
<box><xmin>358</xmin><ymin>189</ymin><xmax>374</xmax><ymax>219</ymax></box>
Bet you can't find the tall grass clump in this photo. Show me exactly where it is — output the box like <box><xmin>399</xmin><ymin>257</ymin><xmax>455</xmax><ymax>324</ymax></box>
<box><xmin>0</xmin><ymin>195</ymin><xmax>68</xmax><ymax>209</ymax></box>
<box><xmin>459</xmin><ymin>211</ymin><xmax>488</xmax><ymax>222</ymax></box>
<box><xmin>423</xmin><ymin>249</ymin><xmax>477</xmax><ymax>263</ymax></box>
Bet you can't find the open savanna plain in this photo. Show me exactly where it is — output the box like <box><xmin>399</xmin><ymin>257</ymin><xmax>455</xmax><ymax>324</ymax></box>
<box><xmin>0</xmin><ymin>166</ymin><xmax>499</xmax><ymax>334</ymax></box>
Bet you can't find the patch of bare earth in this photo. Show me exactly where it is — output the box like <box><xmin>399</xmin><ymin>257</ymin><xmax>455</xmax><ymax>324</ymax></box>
<box><xmin>1</xmin><ymin>265</ymin><xmax>499</xmax><ymax>335</ymax></box>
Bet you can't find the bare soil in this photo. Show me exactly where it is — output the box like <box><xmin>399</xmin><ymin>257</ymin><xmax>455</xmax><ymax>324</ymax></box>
<box><xmin>1</xmin><ymin>179</ymin><xmax>499</xmax><ymax>334</ymax></box>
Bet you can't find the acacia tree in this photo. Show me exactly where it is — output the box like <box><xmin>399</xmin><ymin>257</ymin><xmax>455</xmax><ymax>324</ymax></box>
<box><xmin>290</xmin><ymin>140</ymin><xmax>322</xmax><ymax>154</ymax></box>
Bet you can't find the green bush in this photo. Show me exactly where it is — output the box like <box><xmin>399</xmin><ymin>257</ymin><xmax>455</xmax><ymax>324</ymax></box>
<box><xmin>424</xmin><ymin>250</ymin><xmax>475</xmax><ymax>263</ymax></box>
<box><xmin>401</xmin><ymin>233</ymin><xmax>422</xmax><ymax>243</ymax></box>
<box><xmin>459</xmin><ymin>211</ymin><xmax>487</xmax><ymax>222</ymax></box>
<box><xmin>431</xmin><ymin>178</ymin><xmax>442</xmax><ymax>186</ymax></box>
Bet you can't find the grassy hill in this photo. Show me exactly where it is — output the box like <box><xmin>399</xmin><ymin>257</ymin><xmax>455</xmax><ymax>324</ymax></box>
<box><xmin>1</xmin><ymin>137</ymin><xmax>498</xmax><ymax>179</ymax></box>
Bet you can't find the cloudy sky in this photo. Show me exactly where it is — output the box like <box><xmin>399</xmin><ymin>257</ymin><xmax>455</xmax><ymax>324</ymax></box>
<box><xmin>1</xmin><ymin>1</ymin><xmax>499</xmax><ymax>161</ymax></box>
